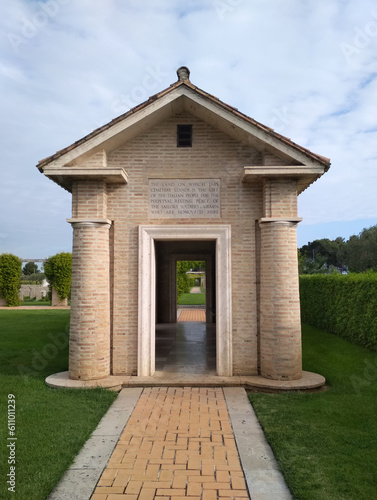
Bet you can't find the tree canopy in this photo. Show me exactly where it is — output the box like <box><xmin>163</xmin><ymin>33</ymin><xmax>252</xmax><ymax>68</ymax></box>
<box><xmin>22</xmin><ymin>262</ymin><xmax>39</xmax><ymax>275</ymax></box>
<box><xmin>299</xmin><ymin>224</ymin><xmax>377</xmax><ymax>274</ymax></box>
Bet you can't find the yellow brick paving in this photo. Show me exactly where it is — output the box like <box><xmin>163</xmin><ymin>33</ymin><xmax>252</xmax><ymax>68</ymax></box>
<box><xmin>91</xmin><ymin>387</ymin><xmax>249</xmax><ymax>500</ymax></box>
<box><xmin>178</xmin><ymin>309</ymin><xmax>206</xmax><ymax>322</ymax></box>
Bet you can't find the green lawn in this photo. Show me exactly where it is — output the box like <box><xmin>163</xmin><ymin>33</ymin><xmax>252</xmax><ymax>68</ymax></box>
<box><xmin>20</xmin><ymin>300</ymin><xmax>52</xmax><ymax>306</ymax></box>
<box><xmin>178</xmin><ymin>293</ymin><xmax>206</xmax><ymax>305</ymax></box>
<box><xmin>249</xmin><ymin>324</ymin><xmax>377</xmax><ymax>500</ymax></box>
<box><xmin>0</xmin><ymin>311</ymin><xmax>117</xmax><ymax>500</ymax></box>
<box><xmin>2</xmin><ymin>311</ymin><xmax>376</xmax><ymax>499</ymax></box>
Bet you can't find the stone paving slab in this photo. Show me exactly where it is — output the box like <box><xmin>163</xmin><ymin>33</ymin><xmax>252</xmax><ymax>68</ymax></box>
<box><xmin>47</xmin><ymin>388</ymin><xmax>143</xmax><ymax>500</ymax></box>
<box><xmin>224</xmin><ymin>388</ymin><xmax>292</xmax><ymax>499</ymax></box>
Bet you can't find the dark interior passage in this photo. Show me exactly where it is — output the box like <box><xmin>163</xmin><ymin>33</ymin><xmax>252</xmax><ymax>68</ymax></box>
<box><xmin>155</xmin><ymin>240</ymin><xmax>216</xmax><ymax>373</ymax></box>
<box><xmin>155</xmin><ymin>240</ymin><xmax>216</xmax><ymax>323</ymax></box>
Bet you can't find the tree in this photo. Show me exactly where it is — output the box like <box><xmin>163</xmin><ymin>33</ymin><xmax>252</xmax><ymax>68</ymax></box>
<box><xmin>22</xmin><ymin>262</ymin><xmax>38</xmax><ymax>275</ymax></box>
<box><xmin>43</xmin><ymin>252</ymin><xmax>72</xmax><ymax>300</ymax></box>
<box><xmin>176</xmin><ymin>260</ymin><xmax>205</xmax><ymax>301</ymax></box>
<box><xmin>346</xmin><ymin>226</ymin><xmax>377</xmax><ymax>272</ymax></box>
<box><xmin>300</xmin><ymin>238</ymin><xmax>345</xmax><ymax>269</ymax></box>
<box><xmin>0</xmin><ymin>253</ymin><xmax>22</xmax><ymax>306</ymax></box>
<box><xmin>299</xmin><ymin>224</ymin><xmax>377</xmax><ymax>274</ymax></box>
<box><xmin>298</xmin><ymin>250</ymin><xmax>330</xmax><ymax>275</ymax></box>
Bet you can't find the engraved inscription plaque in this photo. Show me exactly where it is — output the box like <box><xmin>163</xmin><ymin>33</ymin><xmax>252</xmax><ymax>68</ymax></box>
<box><xmin>149</xmin><ymin>179</ymin><xmax>220</xmax><ymax>218</ymax></box>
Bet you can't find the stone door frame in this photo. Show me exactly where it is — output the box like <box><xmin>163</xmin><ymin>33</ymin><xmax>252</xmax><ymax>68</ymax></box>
<box><xmin>138</xmin><ymin>225</ymin><xmax>232</xmax><ymax>377</ymax></box>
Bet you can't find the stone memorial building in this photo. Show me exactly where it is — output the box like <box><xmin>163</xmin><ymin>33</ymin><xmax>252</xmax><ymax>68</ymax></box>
<box><xmin>38</xmin><ymin>67</ymin><xmax>329</xmax><ymax>386</ymax></box>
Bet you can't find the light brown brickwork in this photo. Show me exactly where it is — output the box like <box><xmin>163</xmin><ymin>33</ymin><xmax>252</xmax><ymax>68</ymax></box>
<box><xmin>72</xmin><ymin>179</ymin><xmax>108</xmax><ymax>219</ymax></box>
<box><xmin>91</xmin><ymin>387</ymin><xmax>249</xmax><ymax>500</ymax></box>
<box><xmin>259</xmin><ymin>220</ymin><xmax>302</xmax><ymax>380</ymax></box>
<box><xmin>69</xmin><ymin>219</ymin><xmax>111</xmax><ymax>380</ymax></box>
<box><xmin>105</xmin><ymin>114</ymin><xmax>263</xmax><ymax>377</ymax></box>
<box><xmin>258</xmin><ymin>178</ymin><xmax>302</xmax><ymax>380</ymax></box>
<box><xmin>64</xmin><ymin>112</ymin><xmax>306</xmax><ymax>380</ymax></box>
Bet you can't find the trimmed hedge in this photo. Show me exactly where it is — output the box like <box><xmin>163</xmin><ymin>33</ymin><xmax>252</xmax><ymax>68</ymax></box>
<box><xmin>300</xmin><ymin>273</ymin><xmax>377</xmax><ymax>350</ymax></box>
<box><xmin>43</xmin><ymin>252</ymin><xmax>72</xmax><ymax>300</ymax></box>
<box><xmin>0</xmin><ymin>253</ymin><xmax>22</xmax><ymax>306</ymax></box>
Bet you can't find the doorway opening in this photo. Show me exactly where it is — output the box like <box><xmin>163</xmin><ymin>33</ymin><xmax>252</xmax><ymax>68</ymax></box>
<box><xmin>155</xmin><ymin>241</ymin><xmax>216</xmax><ymax>325</ymax></box>
<box><xmin>155</xmin><ymin>244</ymin><xmax>215</xmax><ymax>374</ymax></box>
<box><xmin>138</xmin><ymin>225</ymin><xmax>232</xmax><ymax>377</ymax></box>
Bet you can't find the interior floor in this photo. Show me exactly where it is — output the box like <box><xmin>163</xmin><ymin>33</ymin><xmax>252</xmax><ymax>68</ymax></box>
<box><xmin>155</xmin><ymin>321</ymin><xmax>216</xmax><ymax>374</ymax></box>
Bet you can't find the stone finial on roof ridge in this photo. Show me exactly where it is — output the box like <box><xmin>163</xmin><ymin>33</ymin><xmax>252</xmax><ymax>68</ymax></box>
<box><xmin>177</xmin><ymin>66</ymin><xmax>190</xmax><ymax>81</ymax></box>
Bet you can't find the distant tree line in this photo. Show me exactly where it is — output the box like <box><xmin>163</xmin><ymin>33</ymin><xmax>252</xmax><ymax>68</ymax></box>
<box><xmin>299</xmin><ymin>224</ymin><xmax>377</xmax><ymax>274</ymax></box>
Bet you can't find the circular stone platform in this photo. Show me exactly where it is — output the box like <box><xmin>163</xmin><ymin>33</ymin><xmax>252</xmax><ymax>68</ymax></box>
<box><xmin>45</xmin><ymin>370</ymin><xmax>326</xmax><ymax>391</ymax></box>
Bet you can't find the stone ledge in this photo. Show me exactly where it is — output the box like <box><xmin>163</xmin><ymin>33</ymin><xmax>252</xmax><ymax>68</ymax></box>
<box><xmin>45</xmin><ymin>372</ymin><xmax>125</xmax><ymax>391</ymax></box>
<box><xmin>45</xmin><ymin>371</ymin><xmax>325</xmax><ymax>392</ymax></box>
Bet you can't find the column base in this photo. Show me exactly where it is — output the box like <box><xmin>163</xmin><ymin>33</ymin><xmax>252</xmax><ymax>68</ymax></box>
<box><xmin>45</xmin><ymin>371</ymin><xmax>326</xmax><ymax>391</ymax></box>
<box><xmin>260</xmin><ymin>370</ymin><xmax>303</xmax><ymax>381</ymax></box>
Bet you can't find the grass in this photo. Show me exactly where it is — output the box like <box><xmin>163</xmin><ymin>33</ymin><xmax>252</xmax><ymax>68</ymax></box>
<box><xmin>0</xmin><ymin>310</ymin><xmax>117</xmax><ymax>500</ymax></box>
<box><xmin>178</xmin><ymin>293</ymin><xmax>206</xmax><ymax>305</ymax></box>
<box><xmin>20</xmin><ymin>299</ymin><xmax>52</xmax><ymax>306</ymax></box>
<box><xmin>249</xmin><ymin>324</ymin><xmax>377</xmax><ymax>500</ymax></box>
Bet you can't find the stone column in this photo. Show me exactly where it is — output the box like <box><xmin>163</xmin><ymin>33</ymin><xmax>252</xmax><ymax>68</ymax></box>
<box><xmin>259</xmin><ymin>217</ymin><xmax>302</xmax><ymax>380</ymax></box>
<box><xmin>67</xmin><ymin>218</ymin><xmax>111</xmax><ymax>380</ymax></box>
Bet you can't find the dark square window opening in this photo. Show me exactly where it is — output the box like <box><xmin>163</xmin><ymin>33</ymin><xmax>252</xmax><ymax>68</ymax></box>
<box><xmin>177</xmin><ymin>124</ymin><xmax>192</xmax><ymax>147</ymax></box>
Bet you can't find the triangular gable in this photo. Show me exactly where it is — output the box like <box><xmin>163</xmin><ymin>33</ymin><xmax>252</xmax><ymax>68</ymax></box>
<box><xmin>38</xmin><ymin>67</ymin><xmax>330</xmax><ymax>193</ymax></box>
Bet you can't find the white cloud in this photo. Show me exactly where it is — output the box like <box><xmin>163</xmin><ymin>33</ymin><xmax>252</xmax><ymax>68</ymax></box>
<box><xmin>1</xmin><ymin>0</ymin><xmax>377</xmax><ymax>256</ymax></box>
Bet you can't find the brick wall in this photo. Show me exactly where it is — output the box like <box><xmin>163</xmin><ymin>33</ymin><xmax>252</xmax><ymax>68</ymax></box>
<box><xmin>69</xmin><ymin>112</ymin><xmax>302</xmax><ymax>378</ymax></box>
<box><xmin>105</xmin><ymin>114</ymin><xmax>263</xmax><ymax>376</ymax></box>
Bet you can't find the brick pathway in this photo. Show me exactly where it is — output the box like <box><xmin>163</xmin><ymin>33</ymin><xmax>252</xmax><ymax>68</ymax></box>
<box><xmin>91</xmin><ymin>387</ymin><xmax>249</xmax><ymax>500</ymax></box>
<box><xmin>178</xmin><ymin>309</ymin><xmax>206</xmax><ymax>322</ymax></box>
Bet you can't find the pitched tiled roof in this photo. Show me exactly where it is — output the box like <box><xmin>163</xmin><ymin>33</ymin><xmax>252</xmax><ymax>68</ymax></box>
<box><xmin>37</xmin><ymin>75</ymin><xmax>330</xmax><ymax>170</ymax></box>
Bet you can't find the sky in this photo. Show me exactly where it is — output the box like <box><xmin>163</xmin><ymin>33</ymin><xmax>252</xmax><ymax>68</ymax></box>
<box><xmin>1</xmin><ymin>0</ymin><xmax>377</xmax><ymax>259</ymax></box>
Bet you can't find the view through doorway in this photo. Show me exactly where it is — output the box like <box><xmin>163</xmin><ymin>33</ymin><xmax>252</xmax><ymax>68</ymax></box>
<box><xmin>177</xmin><ymin>260</ymin><xmax>206</xmax><ymax>322</ymax></box>
<box><xmin>155</xmin><ymin>243</ymin><xmax>216</xmax><ymax>374</ymax></box>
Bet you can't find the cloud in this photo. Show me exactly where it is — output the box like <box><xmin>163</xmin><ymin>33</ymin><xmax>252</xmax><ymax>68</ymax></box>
<box><xmin>1</xmin><ymin>0</ymin><xmax>377</xmax><ymax>256</ymax></box>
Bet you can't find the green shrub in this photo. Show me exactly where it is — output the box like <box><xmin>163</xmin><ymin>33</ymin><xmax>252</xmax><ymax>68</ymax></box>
<box><xmin>0</xmin><ymin>253</ymin><xmax>22</xmax><ymax>306</ymax></box>
<box><xmin>300</xmin><ymin>273</ymin><xmax>377</xmax><ymax>350</ymax></box>
<box><xmin>43</xmin><ymin>253</ymin><xmax>72</xmax><ymax>300</ymax></box>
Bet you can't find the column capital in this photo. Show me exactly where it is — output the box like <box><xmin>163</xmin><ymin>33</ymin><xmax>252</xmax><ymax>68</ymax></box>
<box><xmin>258</xmin><ymin>217</ymin><xmax>302</xmax><ymax>228</ymax></box>
<box><xmin>67</xmin><ymin>218</ymin><xmax>112</xmax><ymax>229</ymax></box>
